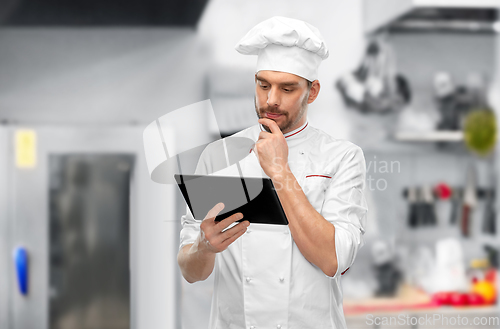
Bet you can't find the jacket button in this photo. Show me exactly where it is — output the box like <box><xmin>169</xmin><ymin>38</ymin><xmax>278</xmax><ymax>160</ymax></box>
<box><xmin>246</xmin><ymin>229</ymin><xmax>251</xmax><ymax>234</ymax></box>
<box><xmin>250</xmin><ymin>326</ymin><xmax>255</xmax><ymax>329</ymax></box>
<box><xmin>246</xmin><ymin>277</ymin><xmax>251</xmax><ymax>283</ymax></box>
<box><xmin>277</xmin><ymin>325</ymin><xmax>282</xmax><ymax>329</ymax></box>
<box><xmin>279</xmin><ymin>277</ymin><xmax>284</xmax><ymax>282</ymax></box>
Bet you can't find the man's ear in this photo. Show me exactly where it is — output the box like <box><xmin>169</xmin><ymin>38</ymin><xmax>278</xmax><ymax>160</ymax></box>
<box><xmin>307</xmin><ymin>80</ymin><xmax>321</xmax><ymax>104</ymax></box>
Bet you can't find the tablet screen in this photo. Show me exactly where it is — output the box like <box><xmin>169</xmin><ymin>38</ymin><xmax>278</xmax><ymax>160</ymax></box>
<box><xmin>175</xmin><ymin>174</ymin><xmax>288</xmax><ymax>225</ymax></box>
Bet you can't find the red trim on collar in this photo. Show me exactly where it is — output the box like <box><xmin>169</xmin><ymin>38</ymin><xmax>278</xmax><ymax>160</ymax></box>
<box><xmin>306</xmin><ymin>175</ymin><xmax>332</xmax><ymax>179</ymax></box>
<box><xmin>284</xmin><ymin>122</ymin><xmax>308</xmax><ymax>139</ymax></box>
<box><xmin>341</xmin><ymin>267</ymin><xmax>350</xmax><ymax>276</ymax></box>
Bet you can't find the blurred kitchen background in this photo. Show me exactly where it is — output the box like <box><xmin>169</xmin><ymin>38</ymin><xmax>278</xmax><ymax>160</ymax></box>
<box><xmin>1</xmin><ymin>0</ymin><xmax>500</xmax><ymax>328</ymax></box>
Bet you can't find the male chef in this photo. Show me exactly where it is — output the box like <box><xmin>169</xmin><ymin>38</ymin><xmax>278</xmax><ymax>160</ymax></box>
<box><xmin>177</xmin><ymin>16</ymin><xmax>368</xmax><ymax>329</ymax></box>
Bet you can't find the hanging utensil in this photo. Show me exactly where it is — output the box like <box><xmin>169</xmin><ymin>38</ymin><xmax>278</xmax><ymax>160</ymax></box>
<box><xmin>482</xmin><ymin>157</ymin><xmax>496</xmax><ymax>234</ymax></box>
<box><xmin>415</xmin><ymin>186</ymin><xmax>427</xmax><ymax>227</ymax></box>
<box><xmin>336</xmin><ymin>35</ymin><xmax>411</xmax><ymax>114</ymax></box>
<box><xmin>482</xmin><ymin>188</ymin><xmax>496</xmax><ymax>234</ymax></box>
<box><xmin>461</xmin><ymin>164</ymin><xmax>478</xmax><ymax>237</ymax></box>
<box><xmin>421</xmin><ymin>185</ymin><xmax>437</xmax><ymax>226</ymax></box>
<box><xmin>407</xmin><ymin>186</ymin><xmax>419</xmax><ymax>228</ymax></box>
<box><xmin>449</xmin><ymin>187</ymin><xmax>462</xmax><ymax>225</ymax></box>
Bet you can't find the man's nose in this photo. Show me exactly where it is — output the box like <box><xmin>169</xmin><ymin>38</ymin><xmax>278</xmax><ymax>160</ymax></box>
<box><xmin>266</xmin><ymin>87</ymin><xmax>280</xmax><ymax>107</ymax></box>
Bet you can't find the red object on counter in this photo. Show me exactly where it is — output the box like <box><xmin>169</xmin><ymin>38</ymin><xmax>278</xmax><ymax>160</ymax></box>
<box><xmin>466</xmin><ymin>293</ymin><xmax>486</xmax><ymax>306</ymax></box>
<box><xmin>432</xmin><ymin>291</ymin><xmax>453</xmax><ymax>305</ymax></box>
<box><xmin>434</xmin><ymin>182</ymin><xmax>452</xmax><ymax>200</ymax></box>
<box><xmin>450</xmin><ymin>292</ymin><xmax>468</xmax><ymax>306</ymax></box>
<box><xmin>432</xmin><ymin>291</ymin><xmax>489</xmax><ymax>307</ymax></box>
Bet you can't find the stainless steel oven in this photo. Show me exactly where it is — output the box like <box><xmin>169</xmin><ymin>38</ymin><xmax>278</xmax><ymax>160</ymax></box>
<box><xmin>0</xmin><ymin>125</ymin><xmax>178</xmax><ymax>329</ymax></box>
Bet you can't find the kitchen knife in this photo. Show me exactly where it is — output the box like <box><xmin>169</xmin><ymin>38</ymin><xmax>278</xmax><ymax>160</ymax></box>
<box><xmin>461</xmin><ymin>165</ymin><xmax>477</xmax><ymax>237</ymax></box>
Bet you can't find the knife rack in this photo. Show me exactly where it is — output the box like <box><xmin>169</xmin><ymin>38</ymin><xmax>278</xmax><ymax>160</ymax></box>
<box><xmin>402</xmin><ymin>187</ymin><xmax>495</xmax><ymax>200</ymax></box>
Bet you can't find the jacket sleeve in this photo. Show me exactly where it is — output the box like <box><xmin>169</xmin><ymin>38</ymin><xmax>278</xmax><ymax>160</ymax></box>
<box><xmin>178</xmin><ymin>146</ymin><xmax>212</xmax><ymax>251</ymax></box>
<box><xmin>321</xmin><ymin>144</ymin><xmax>368</xmax><ymax>279</ymax></box>
<box><xmin>178</xmin><ymin>138</ymin><xmax>241</xmax><ymax>250</ymax></box>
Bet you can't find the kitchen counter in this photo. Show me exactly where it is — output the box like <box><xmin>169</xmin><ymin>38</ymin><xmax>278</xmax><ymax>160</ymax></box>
<box><xmin>344</xmin><ymin>285</ymin><xmax>499</xmax><ymax>328</ymax></box>
<box><xmin>345</xmin><ymin>305</ymin><xmax>499</xmax><ymax>329</ymax></box>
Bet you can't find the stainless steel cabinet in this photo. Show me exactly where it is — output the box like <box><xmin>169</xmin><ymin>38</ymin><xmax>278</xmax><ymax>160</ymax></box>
<box><xmin>0</xmin><ymin>125</ymin><xmax>178</xmax><ymax>329</ymax></box>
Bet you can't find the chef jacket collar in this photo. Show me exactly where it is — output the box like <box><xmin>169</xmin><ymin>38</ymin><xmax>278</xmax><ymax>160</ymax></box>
<box><xmin>259</xmin><ymin>119</ymin><xmax>309</xmax><ymax>141</ymax></box>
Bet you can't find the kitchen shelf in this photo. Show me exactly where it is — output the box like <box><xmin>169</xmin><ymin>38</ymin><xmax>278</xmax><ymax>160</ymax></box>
<box><xmin>364</xmin><ymin>0</ymin><xmax>500</xmax><ymax>34</ymax></box>
<box><xmin>393</xmin><ymin>130</ymin><xmax>464</xmax><ymax>142</ymax></box>
<box><xmin>414</xmin><ymin>0</ymin><xmax>500</xmax><ymax>8</ymax></box>
<box><xmin>390</xmin><ymin>19</ymin><xmax>499</xmax><ymax>33</ymax></box>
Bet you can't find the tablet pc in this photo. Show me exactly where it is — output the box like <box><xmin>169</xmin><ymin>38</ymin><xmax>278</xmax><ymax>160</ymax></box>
<box><xmin>174</xmin><ymin>174</ymin><xmax>288</xmax><ymax>225</ymax></box>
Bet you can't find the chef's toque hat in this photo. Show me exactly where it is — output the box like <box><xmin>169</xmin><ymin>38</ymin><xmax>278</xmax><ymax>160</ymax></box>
<box><xmin>235</xmin><ymin>16</ymin><xmax>329</xmax><ymax>82</ymax></box>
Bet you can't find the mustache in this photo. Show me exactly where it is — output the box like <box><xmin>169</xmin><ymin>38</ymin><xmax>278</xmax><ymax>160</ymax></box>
<box><xmin>260</xmin><ymin>108</ymin><xmax>285</xmax><ymax>115</ymax></box>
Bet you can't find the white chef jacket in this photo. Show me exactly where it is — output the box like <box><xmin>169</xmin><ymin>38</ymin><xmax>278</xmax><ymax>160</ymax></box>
<box><xmin>179</xmin><ymin>119</ymin><xmax>368</xmax><ymax>329</ymax></box>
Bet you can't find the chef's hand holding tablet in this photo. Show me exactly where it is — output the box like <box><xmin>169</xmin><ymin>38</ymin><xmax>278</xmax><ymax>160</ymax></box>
<box><xmin>192</xmin><ymin>202</ymin><xmax>250</xmax><ymax>254</ymax></box>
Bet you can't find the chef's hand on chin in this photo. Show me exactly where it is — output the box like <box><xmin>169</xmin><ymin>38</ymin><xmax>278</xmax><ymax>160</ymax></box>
<box><xmin>254</xmin><ymin>118</ymin><xmax>290</xmax><ymax>180</ymax></box>
<box><xmin>194</xmin><ymin>203</ymin><xmax>249</xmax><ymax>254</ymax></box>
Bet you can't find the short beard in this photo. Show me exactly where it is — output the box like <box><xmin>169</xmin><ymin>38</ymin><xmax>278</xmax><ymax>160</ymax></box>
<box><xmin>255</xmin><ymin>92</ymin><xmax>309</xmax><ymax>133</ymax></box>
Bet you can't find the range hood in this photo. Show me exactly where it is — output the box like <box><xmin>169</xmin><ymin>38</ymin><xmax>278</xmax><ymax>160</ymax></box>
<box><xmin>0</xmin><ymin>0</ymin><xmax>209</xmax><ymax>27</ymax></box>
<box><xmin>364</xmin><ymin>0</ymin><xmax>500</xmax><ymax>34</ymax></box>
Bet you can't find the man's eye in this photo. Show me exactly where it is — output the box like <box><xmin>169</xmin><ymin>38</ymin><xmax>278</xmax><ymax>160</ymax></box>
<box><xmin>283</xmin><ymin>88</ymin><xmax>292</xmax><ymax>92</ymax></box>
<box><xmin>260</xmin><ymin>85</ymin><xmax>269</xmax><ymax>89</ymax></box>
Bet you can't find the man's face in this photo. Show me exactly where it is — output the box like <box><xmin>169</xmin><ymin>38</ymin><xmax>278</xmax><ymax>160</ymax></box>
<box><xmin>254</xmin><ymin>70</ymin><xmax>311</xmax><ymax>134</ymax></box>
